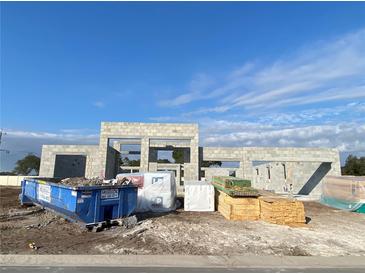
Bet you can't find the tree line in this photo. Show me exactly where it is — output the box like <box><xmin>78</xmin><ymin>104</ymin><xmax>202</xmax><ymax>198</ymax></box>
<box><xmin>341</xmin><ymin>155</ymin><xmax>365</xmax><ymax>176</ymax></box>
<box><xmin>0</xmin><ymin>154</ymin><xmax>40</xmax><ymax>176</ymax></box>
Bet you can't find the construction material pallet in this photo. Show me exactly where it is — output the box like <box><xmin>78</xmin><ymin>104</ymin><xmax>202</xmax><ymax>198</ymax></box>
<box><xmin>212</xmin><ymin>182</ymin><xmax>259</xmax><ymax>197</ymax></box>
<box><xmin>259</xmin><ymin>196</ymin><xmax>306</xmax><ymax>226</ymax></box>
<box><xmin>216</xmin><ymin>190</ymin><xmax>260</xmax><ymax>221</ymax></box>
<box><xmin>212</xmin><ymin>176</ymin><xmax>252</xmax><ymax>188</ymax></box>
<box><xmin>215</xmin><ymin>189</ymin><xmax>306</xmax><ymax>226</ymax></box>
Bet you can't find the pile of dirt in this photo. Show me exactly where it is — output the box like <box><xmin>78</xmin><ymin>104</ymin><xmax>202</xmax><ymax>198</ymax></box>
<box><xmin>24</xmin><ymin>211</ymin><xmax>63</xmax><ymax>230</ymax></box>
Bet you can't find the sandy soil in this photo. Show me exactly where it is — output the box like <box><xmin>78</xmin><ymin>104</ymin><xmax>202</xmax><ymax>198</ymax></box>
<box><xmin>1</xmin><ymin>186</ymin><xmax>365</xmax><ymax>256</ymax></box>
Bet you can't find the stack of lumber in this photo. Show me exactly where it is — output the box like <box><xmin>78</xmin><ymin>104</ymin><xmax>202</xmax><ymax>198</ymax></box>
<box><xmin>212</xmin><ymin>176</ymin><xmax>259</xmax><ymax>197</ymax></box>
<box><xmin>258</xmin><ymin>196</ymin><xmax>306</xmax><ymax>226</ymax></box>
<box><xmin>212</xmin><ymin>176</ymin><xmax>251</xmax><ymax>188</ymax></box>
<box><xmin>213</xmin><ymin>176</ymin><xmax>306</xmax><ymax>226</ymax></box>
<box><xmin>216</xmin><ymin>190</ymin><xmax>260</xmax><ymax>221</ymax></box>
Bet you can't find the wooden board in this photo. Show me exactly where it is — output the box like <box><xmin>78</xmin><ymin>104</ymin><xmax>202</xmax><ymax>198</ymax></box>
<box><xmin>216</xmin><ymin>189</ymin><xmax>306</xmax><ymax>226</ymax></box>
<box><xmin>212</xmin><ymin>176</ymin><xmax>252</xmax><ymax>188</ymax></box>
<box><xmin>258</xmin><ymin>196</ymin><xmax>306</xmax><ymax>226</ymax></box>
<box><xmin>216</xmin><ymin>190</ymin><xmax>260</xmax><ymax>221</ymax></box>
<box><xmin>212</xmin><ymin>182</ymin><xmax>259</xmax><ymax>197</ymax></box>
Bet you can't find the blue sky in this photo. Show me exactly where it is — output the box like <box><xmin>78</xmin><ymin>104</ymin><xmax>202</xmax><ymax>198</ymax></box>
<box><xmin>1</xmin><ymin>2</ymin><xmax>365</xmax><ymax>171</ymax></box>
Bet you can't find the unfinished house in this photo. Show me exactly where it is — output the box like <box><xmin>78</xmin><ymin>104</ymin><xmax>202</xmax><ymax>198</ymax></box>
<box><xmin>39</xmin><ymin>122</ymin><xmax>341</xmax><ymax>196</ymax></box>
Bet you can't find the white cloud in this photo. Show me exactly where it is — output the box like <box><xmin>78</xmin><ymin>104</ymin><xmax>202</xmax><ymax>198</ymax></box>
<box><xmin>93</xmin><ymin>101</ymin><xmax>105</xmax><ymax>108</ymax></box>
<box><xmin>159</xmin><ymin>74</ymin><xmax>215</xmax><ymax>107</ymax></box>
<box><xmin>161</xmin><ymin>28</ymin><xmax>365</xmax><ymax>113</ymax></box>
<box><xmin>256</xmin><ymin>102</ymin><xmax>365</xmax><ymax>125</ymax></box>
<box><xmin>0</xmin><ymin>129</ymin><xmax>99</xmax><ymax>172</ymax></box>
<box><xmin>149</xmin><ymin>116</ymin><xmax>176</xmax><ymax>122</ymax></box>
<box><xmin>1</xmin><ymin>121</ymin><xmax>364</xmax><ymax>171</ymax></box>
<box><xmin>59</xmin><ymin>128</ymin><xmax>95</xmax><ymax>134</ymax></box>
<box><xmin>5</xmin><ymin>129</ymin><xmax>99</xmax><ymax>142</ymax></box>
<box><xmin>200</xmin><ymin>120</ymin><xmax>365</xmax><ymax>154</ymax></box>
<box><xmin>160</xmin><ymin>93</ymin><xmax>195</xmax><ymax>107</ymax></box>
<box><xmin>249</xmin><ymin>85</ymin><xmax>365</xmax><ymax>110</ymax></box>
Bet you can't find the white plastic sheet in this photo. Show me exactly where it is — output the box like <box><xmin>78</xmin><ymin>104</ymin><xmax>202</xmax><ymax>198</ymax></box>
<box><xmin>184</xmin><ymin>181</ymin><xmax>215</xmax><ymax>212</ymax></box>
<box><xmin>321</xmin><ymin>176</ymin><xmax>365</xmax><ymax>211</ymax></box>
<box><xmin>116</xmin><ymin>172</ymin><xmax>176</xmax><ymax>213</ymax></box>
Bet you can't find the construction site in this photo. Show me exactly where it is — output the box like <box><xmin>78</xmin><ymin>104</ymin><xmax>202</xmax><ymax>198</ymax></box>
<box><xmin>38</xmin><ymin>122</ymin><xmax>342</xmax><ymax>198</ymax></box>
<box><xmin>0</xmin><ymin>122</ymin><xmax>364</xmax><ymax>257</ymax></box>
<box><xmin>1</xmin><ymin>185</ymin><xmax>365</xmax><ymax>256</ymax></box>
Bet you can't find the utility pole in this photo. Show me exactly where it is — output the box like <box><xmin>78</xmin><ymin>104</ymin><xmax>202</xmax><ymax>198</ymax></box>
<box><xmin>0</xmin><ymin>129</ymin><xmax>10</xmax><ymax>154</ymax></box>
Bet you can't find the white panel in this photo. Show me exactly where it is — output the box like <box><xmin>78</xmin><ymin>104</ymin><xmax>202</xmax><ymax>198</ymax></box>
<box><xmin>184</xmin><ymin>181</ymin><xmax>215</xmax><ymax>212</ymax></box>
<box><xmin>38</xmin><ymin>184</ymin><xmax>51</xmax><ymax>203</ymax></box>
<box><xmin>117</xmin><ymin>171</ymin><xmax>176</xmax><ymax>213</ymax></box>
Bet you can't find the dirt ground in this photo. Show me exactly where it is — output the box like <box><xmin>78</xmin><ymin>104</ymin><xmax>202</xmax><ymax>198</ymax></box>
<box><xmin>1</xmin><ymin>186</ymin><xmax>365</xmax><ymax>256</ymax></box>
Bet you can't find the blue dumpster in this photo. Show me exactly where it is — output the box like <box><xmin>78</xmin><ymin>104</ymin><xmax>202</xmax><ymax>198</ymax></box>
<box><xmin>20</xmin><ymin>178</ymin><xmax>138</xmax><ymax>225</ymax></box>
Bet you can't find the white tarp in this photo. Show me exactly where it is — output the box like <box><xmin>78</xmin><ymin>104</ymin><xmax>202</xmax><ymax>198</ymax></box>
<box><xmin>184</xmin><ymin>181</ymin><xmax>215</xmax><ymax>212</ymax></box>
<box><xmin>116</xmin><ymin>171</ymin><xmax>176</xmax><ymax>213</ymax></box>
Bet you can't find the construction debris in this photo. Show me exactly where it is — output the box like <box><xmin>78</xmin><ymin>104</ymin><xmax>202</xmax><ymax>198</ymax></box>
<box><xmin>120</xmin><ymin>215</ymin><xmax>138</xmax><ymax>229</ymax></box>
<box><xmin>59</xmin><ymin>177</ymin><xmax>130</xmax><ymax>187</ymax></box>
<box><xmin>28</xmin><ymin>242</ymin><xmax>38</xmax><ymax>250</ymax></box>
<box><xmin>31</xmin><ymin>177</ymin><xmax>132</xmax><ymax>187</ymax></box>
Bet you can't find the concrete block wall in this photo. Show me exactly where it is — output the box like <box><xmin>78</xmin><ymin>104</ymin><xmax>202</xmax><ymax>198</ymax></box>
<box><xmin>243</xmin><ymin>147</ymin><xmax>341</xmax><ymax>163</ymax></box>
<box><xmin>149</xmin><ymin>138</ymin><xmax>191</xmax><ymax>148</ymax></box>
<box><xmin>39</xmin><ymin>145</ymin><xmax>100</xmax><ymax>178</ymax></box>
<box><xmin>148</xmin><ymin>162</ymin><xmax>158</xmax><ymax>172</ymax></box>
<box><xmin>98</xmin><ymin>122</ymin><xmax>199</xmax><ymax>180</ymax></box>
<box><xmin>202</xmin><ymin>147</ymin><xmax>243</xmax><ymax>161</ymax></box>
<box><xmin>243</xmin><ymin>147</ymin><xmax>341</xmax><ymax>183</ymax></box>
<box><xmin>252</xmin><ymin>161</ymin><xmax>329</xmax><ymax>195</ymax></box>
<box><xmin>37</xmin><ymin>122</ymin><xmax>341</xmax><ymax>197</ymax></box>
<box><xmin>202</xmin><ymin>167</ymin><xmax>241</xmax><ymax>182</ymax></box>
<box><xmin>202</xmin><ymin>146</ymin><xmax>341</xmax><ymax>196</ymax></box>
